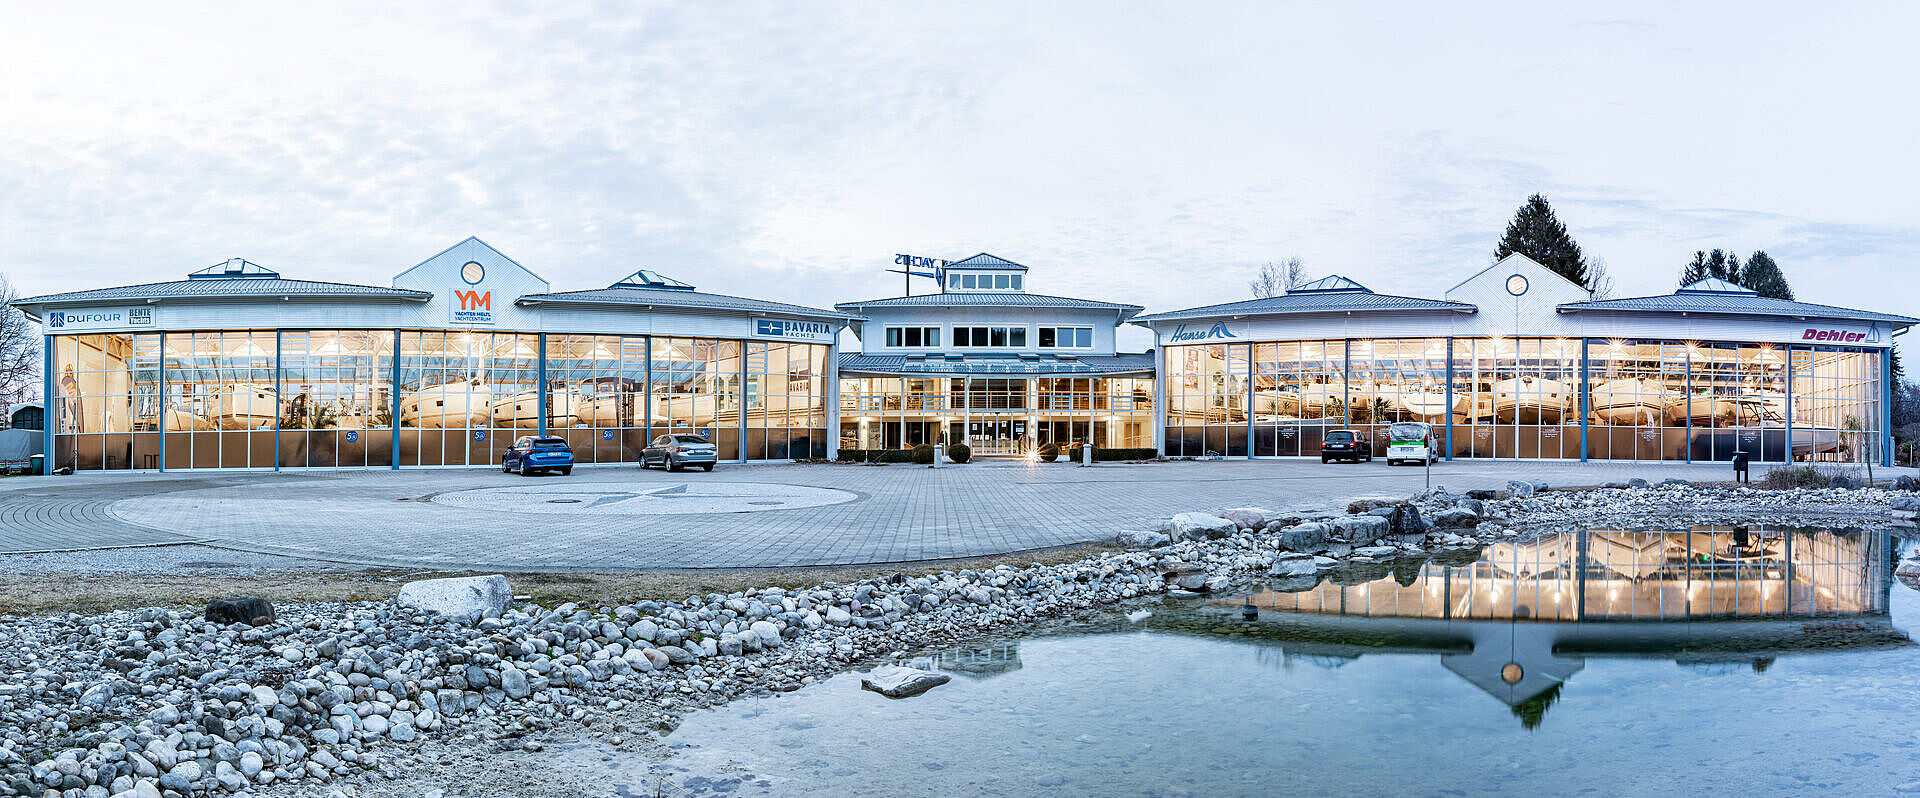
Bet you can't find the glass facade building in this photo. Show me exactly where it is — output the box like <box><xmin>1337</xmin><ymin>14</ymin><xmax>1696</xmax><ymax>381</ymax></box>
<box><xmin>838</xmin><ymin>375</ymin><xmax>1154</xmax><ymax>454</ymax></box>
<box><xmin>1163</xmin><ymin>337</ymin><xmax>1881</xmax><ymax>463</ymax></box>
<box><xmin>48</xmin><ymin>329</ymin><xmax>827</xmax><ymax>470</ymax></box>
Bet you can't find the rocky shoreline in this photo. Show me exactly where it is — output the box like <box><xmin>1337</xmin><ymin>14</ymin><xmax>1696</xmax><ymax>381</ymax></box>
<box><xmin>5</xmin><ymin>479</ymin><xmax>1916</xmax><ymax>798</ymax></box>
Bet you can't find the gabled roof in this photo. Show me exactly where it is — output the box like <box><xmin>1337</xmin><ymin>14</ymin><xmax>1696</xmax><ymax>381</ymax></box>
<box><xmin>1132</xmin><ymin>289</ymin><xmax>1475</xmax><ymax>324</ymax></box>
<box><xmin>14</xmin><ymin>277</ymin><xmax>431</xmax><ymax>312</ymax></box>
<box><xmin>516</xmin><ymin>286</ymin><xmax>859</xmax><ymax>321</ymax></box>
<box><xmin>943</xmin><ymin>253</ymin><xmax>1029</xmax><ymax>271</ymax></box>
<box><xmin>1558</xmin><ymin>292</ymin><xmax>1917</xmax><ymax>326</ymax></box>
<box><xmin>835</xmin><ymin>292</ymin><xmax>1142</xmax><ymax>313</ymax></box>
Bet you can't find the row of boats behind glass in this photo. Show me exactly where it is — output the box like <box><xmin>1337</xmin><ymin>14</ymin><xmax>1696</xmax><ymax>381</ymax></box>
<box><xmin>1232</xmin><ymin>376</ymin><xmax>1786</xmax><ymax>426</ymax></box>
<box><xmin>142</xmin><ymin>375</ymin><xmax>723</xmax><ymax>431</ymax></box>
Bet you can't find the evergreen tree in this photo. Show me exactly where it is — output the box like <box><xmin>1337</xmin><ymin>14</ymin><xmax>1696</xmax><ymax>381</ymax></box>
<box><xmin>1679</xmin><ymin>248</ymin><xmax>1742</xmax><ymax>285</ymax></box>
<box><xmin>1494</xmin><ymin>194</ymin><xmax>1591</xmax><ymax>290</ymax></box>
<box><xmin>1738</xmin><ymin>250</ymin><xmax>1794</xmax><ymax>300</ymax></box>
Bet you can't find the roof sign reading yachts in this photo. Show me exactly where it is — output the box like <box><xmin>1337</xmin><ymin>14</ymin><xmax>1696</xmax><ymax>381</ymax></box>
<box><xmin>755</xmin><ymin>319</ymin><xmax>833</xmax><ymax>340</ymax></box>
<box><xmin>1167</xmin><ymin>322</ymin><xmax>1238</xmax><ymax>343</ymax></box>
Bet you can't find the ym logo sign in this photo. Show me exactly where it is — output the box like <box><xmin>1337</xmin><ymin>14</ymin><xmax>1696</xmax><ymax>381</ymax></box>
<box><xmin>455</xmin><ymin>290</ymin><xmax>491</xmax><ymax>311</ymax></box>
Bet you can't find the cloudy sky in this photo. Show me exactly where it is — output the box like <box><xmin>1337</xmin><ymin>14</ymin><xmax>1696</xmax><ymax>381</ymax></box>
<box><xmin>3</xmin><ymin>1</ymin><xmax>1917</xmax><ymax>352</ymax></box>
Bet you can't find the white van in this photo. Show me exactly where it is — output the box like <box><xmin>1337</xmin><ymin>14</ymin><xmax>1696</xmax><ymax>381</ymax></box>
<box><xmin>1386</xmin><ymin>422</ymin><xmax>1438</xmax><ymax>466</ymax></box>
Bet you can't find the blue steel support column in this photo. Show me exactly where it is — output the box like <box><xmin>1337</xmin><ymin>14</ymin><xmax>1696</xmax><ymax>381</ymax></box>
<box><xmin>272</xmin><ymin>329</ymin><xmax>282</xmax><ymax>471</ymax></box>
<box><xmin>155</xmin><ymin>332</ymin><xmax>166</xmax><ymax>471</ymax></box>
<box><xmin>1684</xmin><ymin>345</ymin><xmax>1692</xmax><ymax>464</ymax></box>
<box><xmin>739</xmin><ymin>337</ymin><xmax>749</xmax><ymax>463</ymax></box>
<box><xmin>1885</xmin><ymin>348</ymin><xmax>1895</xmax><ymax>467</ymax></box>
<box><xmin>390</xmin><ymin>328</ymin><xmax>402</xmax><ymax>470</ymax></box>
<box><xmin>1443</xmin><ymin>337</ymin><xmax>1454</xmax><ymax>461</ymax></box>
<box><xmin>1244</xmin><ymin>343</ymin><xmax>1255</xmax><ymax>460</ymax></box>
<box><xmin>41</xmin><ymin>332</ymin><xmax>53</xmax><ymax>474</ymax></box>
<box><xmin>536</xmin><ymin>333</ymin><xmax>548</xmax><ymax>437</ymax></box>
<box><xmin>642</xmin><ymin>337</ymin><xmax>652</xmax><ymax>439</ymax></box>
<box><xmin>1579</xmin><ymin>338</ymin><xmax>1590</xmax><ymax>462</ymax></box>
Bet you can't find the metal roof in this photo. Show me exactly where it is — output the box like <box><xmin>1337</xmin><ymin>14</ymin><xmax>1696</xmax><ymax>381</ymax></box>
<box><xmin>1557</xmin><ymin>293</ymin><xmax>1918</xmax><ymax>326</ymax></box>
<box><xmin>518</xmin><ymin>286</ymin><xmax>859</xmax><ymax>321</ymax></box>
<box><xmin>837</xmin><ymin>352</ymin><xmax>1154</xmax><ymax>376</ymax></box>
<box><xmin>835</xmin><ymin>292</ymin><xmax>1143</xmax><ymax>313</ymax></box>
<box><xmin>14</xmin><ymin>278</ymin><xmax>431</xmax><ymax>309</ymax></box>
<box><xmin>943</xmin><ymin>253</ymin><xmax>1029</xmax><ymax>271</ymax></box>
<box><xmin>1132</xmin><ymin>291</ymin><xmax>1476</xmax><ymax>323</ymax></box>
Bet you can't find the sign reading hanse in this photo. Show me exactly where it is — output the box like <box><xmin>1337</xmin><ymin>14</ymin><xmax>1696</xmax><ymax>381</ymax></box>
<box><xmin>1166</xmin><ymin>322</ymin><xmax>1239</xmax><ymax>343</ymax></box>
<box><xmin>754</xmin><ymin>319</ymin><xmax>833</xmax><ymax>340</ymax></box>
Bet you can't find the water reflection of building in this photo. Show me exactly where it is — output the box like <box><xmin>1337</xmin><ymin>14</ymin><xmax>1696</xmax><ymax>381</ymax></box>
<box><xmin>915</xmin><ymin>642</ymin><xmax>1023</xmax><ymax>680</ymax></box>
<box><xmin>1193</xmin><ymin>530</ymin><xmax>1904</xmax><ymax>726</ymax></box>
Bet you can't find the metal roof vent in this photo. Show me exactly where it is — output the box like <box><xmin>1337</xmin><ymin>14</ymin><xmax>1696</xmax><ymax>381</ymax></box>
<box><xmin>1676</xmin><ymin>277</ymin><xmax>1758</xmax><ymax>296</ymax></box>
<box><xmin>612</xmin><ymin>269</ymin><xmax>696</xmax><ymax>291</ymax></box>
<box><xmin>188</xmin><ymin>258</ymin><xmax>280</xmax><ymax>280</ymax></box>
<box><xmin>1289</xmin><ymin>274</ymin><xmax>1370</xmax><ymax>293</ymax></box>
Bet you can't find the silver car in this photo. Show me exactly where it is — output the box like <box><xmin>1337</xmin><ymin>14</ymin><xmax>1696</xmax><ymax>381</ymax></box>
<box><xmin>641</xmin><ymin>434</ymin><xmax>718</xmax><ymax>472</ymax></box>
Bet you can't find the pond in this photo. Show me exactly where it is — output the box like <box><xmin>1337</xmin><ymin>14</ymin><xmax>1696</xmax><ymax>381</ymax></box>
<box><xmin>635</xmin><ymin>529</ymin><xmax>1918</xmax><ymax>796</ymax></box>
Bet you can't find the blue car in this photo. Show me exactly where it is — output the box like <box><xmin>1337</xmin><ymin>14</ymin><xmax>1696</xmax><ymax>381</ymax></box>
<box><xmin>502</xmin><ymin>435</ymin><xmax>574</xmax><ymax>476</ymax></box>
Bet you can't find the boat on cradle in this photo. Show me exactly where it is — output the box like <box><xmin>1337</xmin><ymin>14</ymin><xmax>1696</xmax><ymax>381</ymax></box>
<box><xmin>400</xmin><ymin>377</ymin><xmax>492</xmax><ymax>429</ymax></box>
<box><xmin>1588</xmin><ymin>378</ymin><xmax>1669</xmax><ymax>426</ymax></box>
<box><xmin>1493</xmin><ymin>376</ymin><xmax>1571</xmax><ymax>424</ymax></box>
<box><xmin>210</xmin><ymin>383</ymin><xmax>277</xmax><ymax>430</ymax></box>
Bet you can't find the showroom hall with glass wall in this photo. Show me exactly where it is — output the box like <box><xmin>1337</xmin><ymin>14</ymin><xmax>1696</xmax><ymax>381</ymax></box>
<box><xmin>1134</xmin><ymin>256</ymin><xmax>1912</xmax><ymax>465</ymax></box>
<box><xmin>17</xmin><ymin>238</ymin><xmax>854</xmax><ymax>471</ymax></box>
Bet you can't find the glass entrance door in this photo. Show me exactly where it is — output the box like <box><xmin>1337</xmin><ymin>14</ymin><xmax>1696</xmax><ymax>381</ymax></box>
<box><xmin>967</xmin><ymin>414</ymin><xmax>1027</xmax><ymax>455</ymax></box>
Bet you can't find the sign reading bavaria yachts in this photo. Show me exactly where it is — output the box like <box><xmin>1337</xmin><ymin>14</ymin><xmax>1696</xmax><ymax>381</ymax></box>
<box><xmin>46</xmin><ymin>307</ymin><xmax>152</xmax><ymax>330</ymax></box>
<box><xmin>1165</xmin><ymin>322</ymin><xmax>1240</xmax><ymax>343</ymax></box>
<box><xmin>753</xmin><ymin>319</ymin><xmax>834</xmax><ymax>341</ymax></box>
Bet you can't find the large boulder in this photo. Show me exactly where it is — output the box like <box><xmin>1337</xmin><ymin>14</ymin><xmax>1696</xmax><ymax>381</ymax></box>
<box><xmin>1828</xmin><ymin>474</ymin><xmax>1862</xmax><ymax>490</ymax></box>
<box><xmin>396</xmin><ymin>575</ymin><xmax>512</xmax><ymax>618</ymax></box>
<box><xmin>1169</xmin><ymin>512</ymin><xmax>1238</xmax><ymax>541</ymax></box>
<box><xmin>1627</xmin><ymin>478</ymin><xmax>1651</xmax><ymax>489</ymax></box>
<box><xmin>1891</xmin><ymin>495</ymin><xmax>1920</xmax><ymax>513</ymax></box>
<box><xmin>1331</xmin><ymin>515</ymin><xmax>1389</xmax><ymax>546</ymax></box>
<box><xmin>1347</xmin><ymin>496</ymin><xmax>1403</xmax><ymax>514</ymax></box>
<box><xmin>1504</xmin><ymin>480</ymin><xmax>1536</xmax><ymax>498</ymax></box>
<box><xmin>1892</xmin><ymin>475</ymin><xmax>1918</xmax><ymax>491</ymax></box>
<box><xmin>1269</xmin><ymin>558</ymin><xmax>1317</xmax><ymax>578</ymax></box>
<box><xmin>1430</xmin><ymin>507</ymin><xmax>1479</xmax><ymax>529</ymax></box>
<box><xmin>1278</xmin><ymin>522</ymin><xmax>1330</xmax><ymax>553</ymax></box>
<box><xmin>1114</xmin><ymin>530</ymin><xmax>1172</xmax><ymax>549</ymax></box>
<box><xmin>204</xmin><ymin>598</ymin><xmax>275</xmax><ymax>627</ymax></box>
<box><xmin>1162</xmin><ymin>563</ymin><xmax>1210</xmax><ymax>591</ymax></box>
<box><xmin>1219</xmin><ymin>508</ymin><xmax>1268</xmax><ymax>530</ymax></box>
<box><xmin>1376</xmin><ymin>504</ymin><xmax>1427</xmax><ymax>534</ymax></box>
<box><xmin>1658</xmin><ymin>478</ymin><xmax>1693</xmax><ymax>488</ymax></box>
<box><xmin>861</xmin><ymin>665</ymin><xmax>951</xmax><ymax>698</ymax></box>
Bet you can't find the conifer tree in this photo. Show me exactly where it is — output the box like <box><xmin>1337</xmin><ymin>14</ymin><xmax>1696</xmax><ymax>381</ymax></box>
<box><xmin>1679</xmin><ymin>249</ymin><xmax>1742</xmax><ymax>285</ymax></box>
<box><xmin>1494</xmin><ymin>195</ymin><xmax>1592</xmax><ymax>290</ymax></box>
<box><xmin>1738</xmin><ymin>251</ymin><xmax>1794</xmax><ymax>300</ymax></box>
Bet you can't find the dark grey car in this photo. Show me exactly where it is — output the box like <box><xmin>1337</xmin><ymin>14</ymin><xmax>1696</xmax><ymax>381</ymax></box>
<box><xmin>641</xmin><ymin>434</ymin><xmax>718</xmax><ymax>471</ymax></box>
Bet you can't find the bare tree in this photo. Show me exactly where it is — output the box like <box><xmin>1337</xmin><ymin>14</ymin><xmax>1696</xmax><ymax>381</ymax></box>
<box><xmin>1250</xmin><ymin>256</ymin><xmax>1307</xmax><ymax>298</ymax></box>
<box><xmin>0</xmin><ymin>276</ymin><xmax>40</xmax><ymax>412</ymax></box>
<box><xmin>1585</xmin><ymin>256</ymin><xmax>1616</xmax><ymax>299</ymax></box>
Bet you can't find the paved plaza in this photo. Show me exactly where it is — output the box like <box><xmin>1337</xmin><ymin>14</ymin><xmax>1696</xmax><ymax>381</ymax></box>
<box><xmin>0</xmin><ymin>459</ymin><xmax>1909</xmax><ymax>570</ymax></box>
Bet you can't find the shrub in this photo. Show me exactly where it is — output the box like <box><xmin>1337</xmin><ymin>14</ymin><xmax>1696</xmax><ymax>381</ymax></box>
<box><xmin>836</xmin><ymin>449</ymin><xmax>918</xmax><ymax>463</ymax></box>
<box><xmin>1760</xmin><ymin>465</ymin><xmax>1843</xmax><ymax>489</ymax></box>
<box><xmin>947</xmin><ymin>443</ymin><xmax>972</xmax><ymax>463</ymax></box>
<box><xmin>1037</xmin><ymin>442</ymin><xmax>1060</xmax><ymax>462</ymax></box>
<box><xmin>912</xmin><ymin>443</ymin><xmax>936</xmax><ymax>465</ymax></box>
<box><xmin>1093</xmin><ymin>447</ymin><xmax>1160</xmax><ymax>462</ymax></box>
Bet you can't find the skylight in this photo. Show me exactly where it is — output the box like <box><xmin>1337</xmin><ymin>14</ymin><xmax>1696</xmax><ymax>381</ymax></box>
<box><xmin>612</xmin><ymin>269</ymin><xmax>695</xmax><ymax>291</ymax></box>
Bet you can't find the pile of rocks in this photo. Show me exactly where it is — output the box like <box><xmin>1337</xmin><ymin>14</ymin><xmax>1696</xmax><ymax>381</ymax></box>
<box><xmin>1465</xmin><ymin>479</ymin><xmax>1914</xmax><ymax>528</ymax></box>
<box><xmin>2</xmin><ymin>527</ymin><xmax>1354</xmax><ymax>798</ymax></box>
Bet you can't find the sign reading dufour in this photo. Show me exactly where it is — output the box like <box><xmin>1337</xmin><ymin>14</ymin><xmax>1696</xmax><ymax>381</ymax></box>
<box><xmin>753</xmin><ymin>319</ymin><xmax>834</xmax><ymax>341</ymax></box>
<box><xmin>46</xmin><ymin>307</ymin><xmax>153</xmax><ymax>330</ymax></box>
<box><xmin>1165</xmin><ymin>322</ymin><xmax>1239</xmax><ymax>344</ymax></box>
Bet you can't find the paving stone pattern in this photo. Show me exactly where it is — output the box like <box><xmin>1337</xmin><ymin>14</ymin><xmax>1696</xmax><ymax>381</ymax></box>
<box><xmin>2</xmin><ymin>460</ymin><xmax>1908</xmax><ymax>569</ymax></box>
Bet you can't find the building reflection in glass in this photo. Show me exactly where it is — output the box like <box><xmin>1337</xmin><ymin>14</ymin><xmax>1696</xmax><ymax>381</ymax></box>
<box><xmin>1201</xmin><ymin>529</ymin><xmax>1901</xmax><ymax>728</ymax></box>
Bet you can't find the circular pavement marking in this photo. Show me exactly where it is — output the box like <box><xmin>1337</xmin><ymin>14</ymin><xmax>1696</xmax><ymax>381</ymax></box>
<box><xmin>428</xmin><ymin>481</ymin><xmax>859</xmax><ymax>515</ymax></box>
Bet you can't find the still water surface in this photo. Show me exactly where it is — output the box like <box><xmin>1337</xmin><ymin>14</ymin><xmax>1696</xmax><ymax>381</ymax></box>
<box><xmin>642</xmin><ymin>529</ymin><xmax>1919</xmax><ymax>796</ymax></box>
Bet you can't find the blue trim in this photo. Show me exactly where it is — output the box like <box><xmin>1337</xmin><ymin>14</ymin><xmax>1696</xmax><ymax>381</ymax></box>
<box><xmin>1443</xmin><ymin>337</ymin><xmax>1453</xmax><ymax>461</ymax></box>
<box><xmin>1578</xmin><ymin>338</ymin><xmax>1589</xmax><ymax>462</ymax></box>
<box><xmin>42</xmin><ymin>332</ymin><xmax>53</xmax><ymax>473</ymax></box>
<box><xmin>1785</xmin><ymin>345</ymin><xmax>1796</xmax><ymax>464</ymax></box>
<box><xmin>536</xmin><ymin>333</ymin><xmax>548</xmax><ymax>437</ymax></box>
<box><xmin>156</xmin><ymin>332</ymin><xmax>166</xmax><ymax>471</ymax></box>
<box><xmin>1683</xmin><ymin>345</ymin><xmax>1692</xmax><ymax>464</ymax></box>
<box><xmin>272</xmin><ymin>329</ymin><xmax>281</xmax><ymax>471</ymax></box>
<box><xmin>1885</xmin><ymin>349</ymin><xmax>1895</xmax><ymax>467</ymax></box>
<box><xmin>390</xmin><ymin>328</ymin><xmax>402</xmax><ymax>470</ymax></box>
